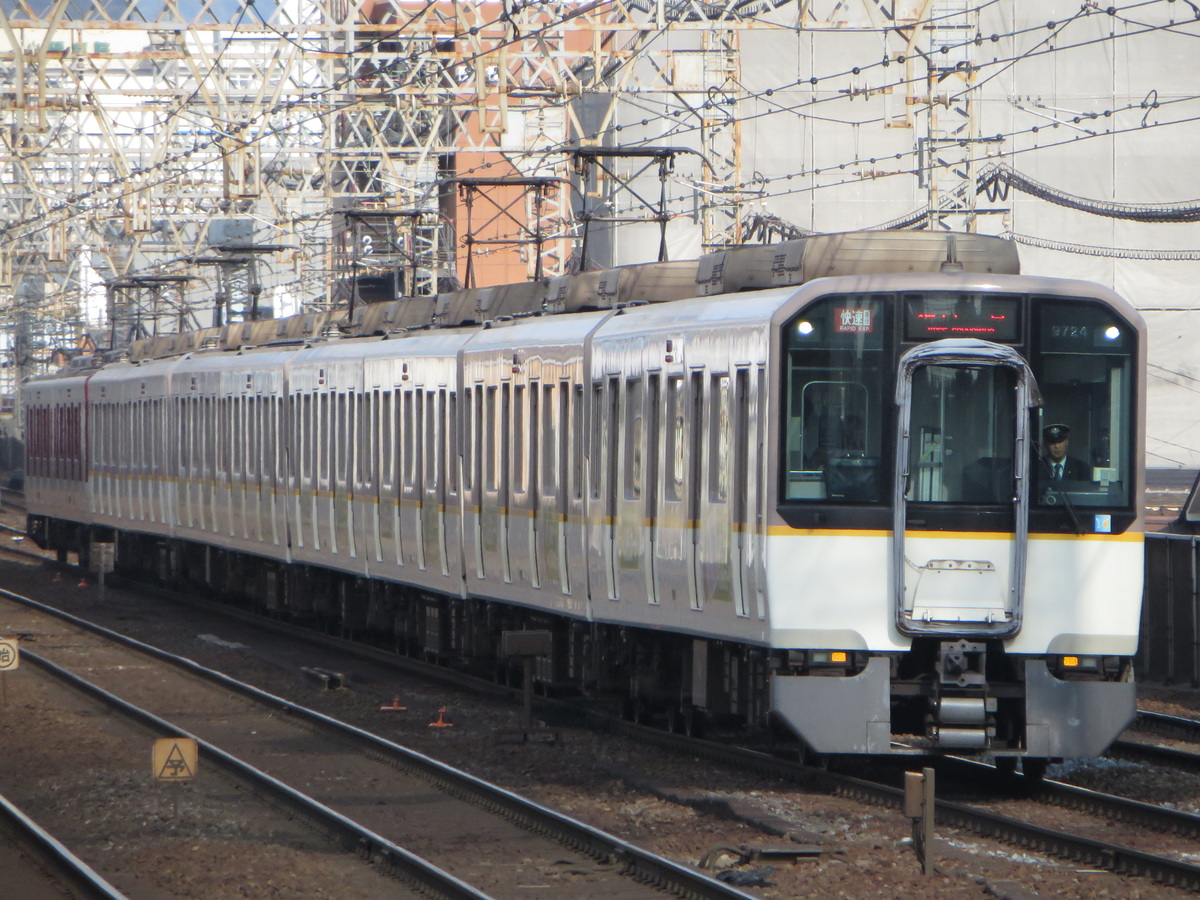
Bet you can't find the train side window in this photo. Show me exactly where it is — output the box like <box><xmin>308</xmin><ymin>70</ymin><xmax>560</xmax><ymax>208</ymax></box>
<box><xmin>541</xmin><ymin>383</ymin><xmax>557</xmax><ymax>495</ymax></box>
<box><xmin>485</xmin><ymin>386</ymin><xmax>499</xmax><ymax>492</ymax></box>
<box><xmin>413</xmin><ymin>389</ymin><xmax>424</xmax><ymax>492</ymax></box>
<box><xmin>300</xmin><ymin>394</ymin><xmax>312</xmax><ymax>483</ymax></box>
<box><xmin>689</xmin><ymin>372</ymin><xmax>704</xmax><ymax>525</ymax></box>
<box><xmin>665</xmin><ymin>375</ymin><xmax>685</xmax><ymax>503</ymax></box>
<box><xmin>1032</xmin><ymin>299</ymin><xmax>1136</xmax><ymax>509</ymax></box>
<box><xmin>709</xmin><ymin>374</ymin><xmax>729</xmax><ymax>503</ymax></box>
<box><xmin>394</xmin><ymin>389</ymin><xmax>405</xmax><ymax>490</ymax></box>
<box><xmin>341</xmin><ymin>392</ymin><xmax>352</xmax><ymax>485</ymax></box>
<box><xmin>205</xmin><ymin>397</ymin><xmax>214</xmax><ymax>475</ymax></box>
<box><xmin>401</xmin><ymin>390</ymin><xmax>414</xmax><ymax>489</ymax></box>
<box><xmin>325</xmin><ymin>391</ymin><xmax>333</xmax><ymax>487</ymax></box>
<box><xmin>276</xmin><ymin>395</ymin><xmax>285</xmax><ymax>485</ymax></box>
<box><xmin>333</xmin><ymin>393</ymin><xmax>342</xmax><ymax>486</ymax></box>
<box><xmin>362</xmin><ymin>392</ymin><xmax>373</xmax><ymax>486</ymax></box>
<box><xmin>473</xmin><ymin>385</ymin><xmax>485</xmax><ymax>495</ymax></box>
<box><xmin>221</xmin><ymin>396</ymin><xmax>231</xmax><ymax>478</ymax></box>
<box><xmin>179</xmin><ymin>399</ymin><xmax>187</xmax><ymax>478</ymax></box>
<box><xmin>436</xmin><ymin>391</ymin><xmax>446</xmax><ymax>494</ymax></box>
<box><xmin>781</xmin><ymin>295</ymin><xmax>886</xmax><ymax>503</ymax></box>
<box><xmin>445</xmin><ymin>391</ymin><xmax>457</xmax><ymax>495</ymax></box>
<box><xmin>153</xmin><ymin>399</ymin><xmax>162</xmax><ymax>480</ymax></box>
<box><xmin>625</xmin><ymin>378</ymin><xmax>643</xmax><ymax>500</ymax></box>
<box><xmin>514</xmin><ymin>384</ymin><xmax>526</xmax><ymax>495</ymax></box>
<box><xmin>571</xmin><ymin>383</ymin><xmax>584</xmax><ymax>502</ymax></box>
<box><xmin>381</xmin><ymin>390</ymin><xmax>393</xmax><ymax>487</ymax></box>
<box><xmin>460</xmin><ymin>387</ymin><xmax>474</xmax><ymax>493</ymax></box>
<box><xmin>501</xmin><ymin>384</ymin><xmax>511</xmax><ymax>496</ymax></box>
<box><xmin>589</xmin><ymin>382</ymin><xmax>605</xmax><ymax>500</ymax></box>
<box><xmin>425</xmin><ymin>390</ymin><xmax>439</xmax><ymax>488</ymax></box>
<box><xmin>264</xmin><ymin>396</ymin><xmax>275</xmax><ymax>485</ymax></box>
<box><xmin>531</xmin><ymin>384</ymin><xmax>543</xmax><ymax>500</ymax></box>
<box><xmin>235</xmin><ymin>396</ymin><xmax>245</xmax><ymax>482</ymax></box>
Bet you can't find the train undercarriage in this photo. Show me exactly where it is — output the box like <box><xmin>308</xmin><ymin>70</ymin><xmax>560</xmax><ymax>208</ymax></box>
<box><xmin>29</xmin><ymin>516</ymin><xmax>1136</xmax><ymax>764</ymax></box>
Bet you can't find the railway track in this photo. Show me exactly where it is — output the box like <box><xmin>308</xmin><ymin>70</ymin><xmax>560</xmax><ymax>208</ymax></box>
<box><xmin>0</xmin><ymin>790</ymin><xmax>128</xmax><ymax>900</ymax></box>
<box><xmin>1107</xmin><ymin>710</ymin><xmax>1200</xmax><ymax>773</ymax></box>
<box><xmin>0</xmin><ymin>588</ymin><xmax>758</xmax><ymax>900</ymax></box>
<box><xmin>7</xmin><ymin>550</ymin><xmax>1200</xmax><ymax>897</ymax></box>
<box><xmin>618</xmin><ymin>728</ymin><xmax>1200</xmax><ymax>890</ymax></box>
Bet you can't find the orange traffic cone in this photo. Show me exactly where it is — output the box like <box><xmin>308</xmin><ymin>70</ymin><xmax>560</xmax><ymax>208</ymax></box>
<box><xmin>77</xmin><ymin>578</ymin><xmax>88</xmax><ymax>588</ymax></box>
<box><xmin>379</xmin><ymin>695</ymin><xmax>407</xmax><ymax>711</ymax></box>
<box><xmin>428</xmin><ymin>707</ymin><xmax>454</xmax><ymax>728</ymax></box>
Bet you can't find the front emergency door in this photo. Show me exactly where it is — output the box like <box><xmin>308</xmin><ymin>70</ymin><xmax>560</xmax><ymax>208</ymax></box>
<box><xmin>893</xmin><ymin>340</ymin><xmax>1041</xmax><ymax>637</ymax></box>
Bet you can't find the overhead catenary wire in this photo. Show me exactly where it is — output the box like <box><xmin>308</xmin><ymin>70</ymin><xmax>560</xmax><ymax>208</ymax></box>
<box><xmin>7</xmin><ymin>0</ymin><xmax>1194</xmax><ymax>252</ymax></box>
<box><xmin>5</xmin><ymin>0</ymin><xmax>1200</xmax><ymax>294</ymax></box>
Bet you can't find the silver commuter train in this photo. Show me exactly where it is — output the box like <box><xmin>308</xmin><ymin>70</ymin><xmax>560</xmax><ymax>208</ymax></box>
<box><xmin>25</xmin><ymin>232</ymin><xmax>1146</xmax><ymax>764</ymax></box>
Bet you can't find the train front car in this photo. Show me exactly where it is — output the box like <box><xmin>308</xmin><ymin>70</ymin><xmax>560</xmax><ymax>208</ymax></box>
<box><xmin>766</xmin><ymin>274</ymin><xmax>1145</xmax><ymax>766</ymax></box>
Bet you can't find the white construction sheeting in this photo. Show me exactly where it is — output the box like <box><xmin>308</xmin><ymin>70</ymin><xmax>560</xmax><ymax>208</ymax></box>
<box><xmin>609</xmin><ymin>1</ymin><xmax>1200</xmax><ymax>468</ymax></box>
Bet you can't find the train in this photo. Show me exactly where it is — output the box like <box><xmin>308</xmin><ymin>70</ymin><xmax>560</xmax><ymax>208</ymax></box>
<box><xmin>24</xmin><ymin>231</ymin><xmax>1146</xmax><ymax>769</ymax></box>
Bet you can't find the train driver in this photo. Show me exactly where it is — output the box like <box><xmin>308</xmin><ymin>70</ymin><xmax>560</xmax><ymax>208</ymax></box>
<box><xmin>1040</xmin><ymin>424</ymin><xmax>1089</xmax><ymax>483</ymax></box>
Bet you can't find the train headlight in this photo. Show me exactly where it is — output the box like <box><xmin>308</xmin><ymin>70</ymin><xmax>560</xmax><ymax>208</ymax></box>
<box><xmin>1057</xmin><ymin>655</ymin><xmax>1100</xmax><ymax>672</ymax></box>
<box><xmin>1103</xmin><ymin>326</ymin><xmax>1121</xmax><ymax>341</ymax></box>
<box><xmin>810</xmin><ymin>650</ymin><xmax>849</xmax><ymax>665</ymax></box>
<box><xmin>796</xmin><ymin>321</ymin><xmax>814</xmax><ymax>336</ymax></box>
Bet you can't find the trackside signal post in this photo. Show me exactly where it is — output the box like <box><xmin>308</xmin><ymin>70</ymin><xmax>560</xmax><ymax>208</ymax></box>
<box><xmin>904</xmin><ymin>768</ymin><xmax>935</xmax><ymax>876</ymax></box>
<box><xmin>498</xmin><ymin>630</ymin><xmax>560</xmax><ymax>745</ymax></box>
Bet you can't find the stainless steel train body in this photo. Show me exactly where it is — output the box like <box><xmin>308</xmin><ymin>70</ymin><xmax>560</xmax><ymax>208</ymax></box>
<box><xmin>25</xmin><ymin>234</ymin><xmax>1146</xmax><ymax>761</ymax></box>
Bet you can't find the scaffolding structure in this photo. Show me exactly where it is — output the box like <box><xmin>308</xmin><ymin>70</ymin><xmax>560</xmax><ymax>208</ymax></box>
<box><xmin>6</xmin><ymin>1</ymin><xmax>1004</xmax><ymax>396</ymax></box>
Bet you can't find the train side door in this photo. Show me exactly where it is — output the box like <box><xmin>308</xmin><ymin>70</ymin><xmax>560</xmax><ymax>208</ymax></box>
<box><xmin>533</xmin><ymin>380</ymin><xmax>563</xmax><ymax>595</ymax></box>
<box><xmin>466</xmin><ymin>383</ymin><xmax>486</xmax><ymax>581</ymax></box>
<box><xmin>893</xmin><ymin>341</ymin><xmax>1040</xmax><ymax>637</ymax></box>
<box><xmin>563</xmin><ymin>380</ymin><xmax>588</xmax><ymax>610</ymax></box>
<box><xmin>478</xmin><ymin>383</ymin><xmax>510</xmax><ymax>583</ymax></box>
<box><xmin>352</xmin><ymin>390</ymin><xmax>376</xmax><ymax>565</ymax></box>
<box><xmin>510</xmin><ymin>381</ymin><xmax>536</xmax><ymax>587</ymax></box>
<box><xmin>686</xmin><ymin>371</ymin><xmax>704</xmax><ymax>610</ymax></box>
<box><xmin>614</xmin><ymin>375</ymin><xmax>648</xmax><ymax>605</ymax></box>
<box><xmin>643</xmin><ymin>373</ymin><xmax>661</xmax><ymax>605</ymax></box>
<box><xmin>378</xmin><ymin>388</ymin><xmax>400</xmax><ymax>567</ymax></box>
<box><xmin>420</xmin><ymin>389</ymin><xmax>448</xmax><ymax>576</ymax></box>
<box><xmin>652</xmin><ymin>373</ymin><xmax>689</xmax><ymax>609</ymax></box>
<box><xmin>733</xmin><ymin>366</ymin><xmax>768</xmax><ymax>620</ymax></box>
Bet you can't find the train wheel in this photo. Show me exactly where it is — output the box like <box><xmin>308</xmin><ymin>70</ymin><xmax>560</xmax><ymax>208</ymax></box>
<box><xmin>1022</xmin><ymin>758</ymin><xmax>1048</xmax><ymax>782</ymax></box>
<box><xmin>682</xmin><ymin>706</ymin><xmax>706</xmax><ymax>738</ymax></box>
<box><xmin>667</xmin><ymin>704</ymin><xmax>703</xmax><ymax>736</ymax></box>
<box><xmin>624</xmin><ymin>696</ymin><xmax>650</xmax><ymax>725</ymax></box>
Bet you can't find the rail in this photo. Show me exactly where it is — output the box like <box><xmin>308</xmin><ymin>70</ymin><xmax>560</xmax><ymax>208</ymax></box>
<box><xmin>21</xmin><ymin>648</ymin><xmax>495</xmax><ymax>900</ymax></box>
<box><xmin>0</xmin><ymin>790</ymin><xmax>130</xmax><ymax>900</ymax></box>
<box><xmin>3</xmin><ymin>588</ymin><xmax>760</xmax><ymax>900</ymax></box>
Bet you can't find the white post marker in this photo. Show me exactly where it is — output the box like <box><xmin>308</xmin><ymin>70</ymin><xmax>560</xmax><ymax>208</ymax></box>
<box><xmin>0</xmin><ymin>637</ymin><xmax>17</xmax><ymax>707</ymax></box>
<box><xmin>96</xmin><ymin>543</ymin><xmax>115</xmax><ymax>604</ymax></box>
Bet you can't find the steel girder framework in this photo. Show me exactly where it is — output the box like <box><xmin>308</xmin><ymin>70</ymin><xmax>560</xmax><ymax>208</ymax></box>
<box><xmin>0</xmin><ymin>0</ymin><xmax>962</xmax><ymax>392</ymax></box>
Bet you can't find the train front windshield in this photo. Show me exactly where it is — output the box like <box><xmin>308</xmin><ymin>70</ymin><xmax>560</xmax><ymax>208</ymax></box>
<box><xmin>781</xmin><ymin>291</ymin><xmax>1137</xmax><ymax>517</ymax></box>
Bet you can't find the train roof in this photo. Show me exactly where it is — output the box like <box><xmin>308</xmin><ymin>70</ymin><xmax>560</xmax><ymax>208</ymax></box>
<box><xmin>104</xmin><ymin>231</ymin><xmax>1019</xmax><ymax>366</ymax></box>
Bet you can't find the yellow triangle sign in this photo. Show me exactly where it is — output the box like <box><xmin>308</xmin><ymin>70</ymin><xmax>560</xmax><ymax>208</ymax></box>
<box><xmin>153</xmin><ymin>737</ymin><xmax>198</xmax><ymax>781</ymax></box>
